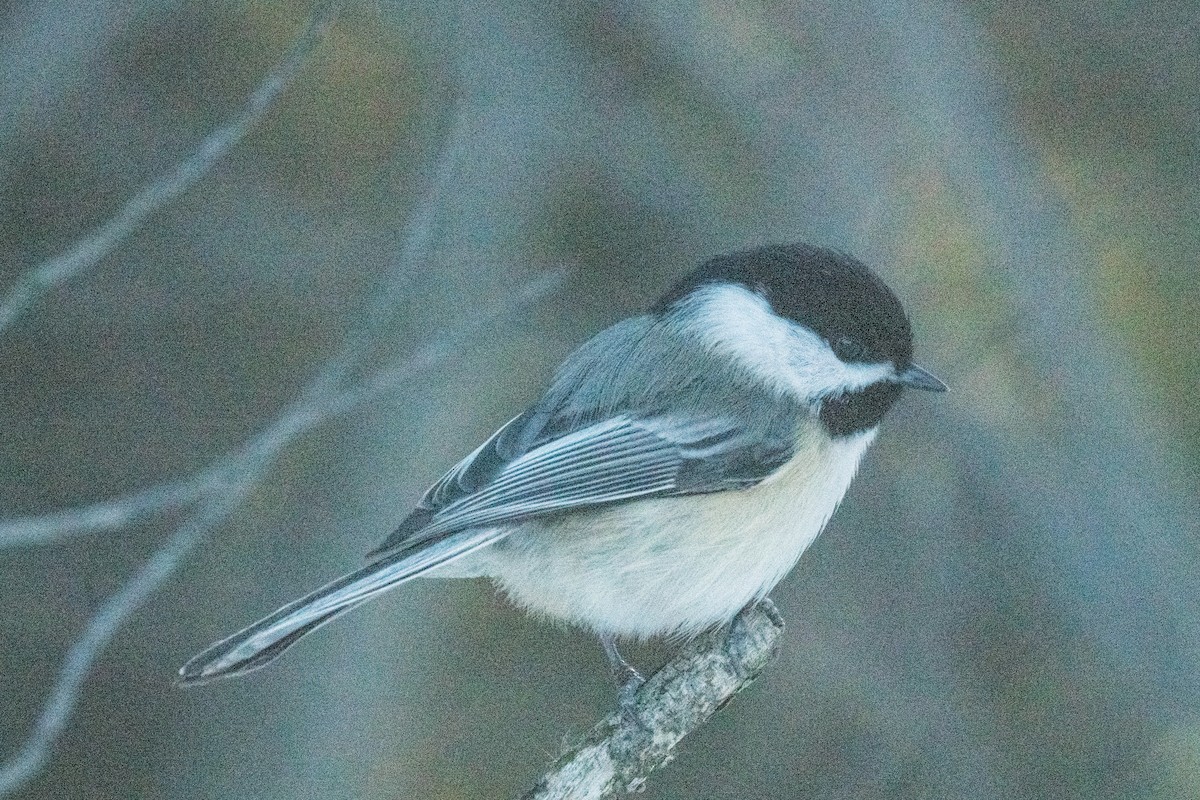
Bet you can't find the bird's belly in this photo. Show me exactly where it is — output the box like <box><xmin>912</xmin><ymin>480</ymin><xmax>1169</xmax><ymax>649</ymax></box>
<box><xmin>471</xmin><ymin>428</ymin><xmax>875</xmax><ymax>639</ymax></box>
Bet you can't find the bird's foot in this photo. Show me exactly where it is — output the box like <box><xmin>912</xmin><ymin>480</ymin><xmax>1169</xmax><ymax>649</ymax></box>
<box><xmin>601</xmin><ymin>634</ymin><xmax>649</xmax><ymax>729</ymax></box>
<box><xmin>735</xmin><ymin>596</ymin><xmax>784</xmax><ymax>629</ymax></box>
<box><xmin>617</xmin><ymin>669</ymin><xmax>646</xmax><ymax>727</ymax></box>
<box><xmin>756</xmin><ymin>597</ymin><xmax>785</xmax><ymax>628</ymax></box>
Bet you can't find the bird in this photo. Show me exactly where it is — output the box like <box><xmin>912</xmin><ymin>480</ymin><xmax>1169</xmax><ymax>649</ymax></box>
<box><xmin>178</xmin><ymin>242</ymin><xmax>946</xmax><ymax>705</ymax></box>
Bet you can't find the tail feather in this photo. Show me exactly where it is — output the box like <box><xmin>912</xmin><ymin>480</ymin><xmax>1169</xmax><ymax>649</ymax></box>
<box><xmin>177</xmin><ymin>528</ymin><xmax>500</xmax><ymax>685</ymax></box>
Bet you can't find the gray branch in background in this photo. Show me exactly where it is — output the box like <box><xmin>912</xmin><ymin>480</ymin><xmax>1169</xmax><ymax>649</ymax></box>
<box><xmin>0</xmin><ymin>35</ymin><xmax>526</xmax><ymax>792</ymax></box>
<box><xmin>0</xmin><ymin>274</ymin><xmax>560</xmax><ymax>798</ymax></box>
<box><xmin>0</xmin><ymin>472</ymin><xmax>216</xmax><ymax>547</ymax></box>
<box><xmin>0</xmin><ymin>97</ymin><xmax>474</xmax><ymax>551</ymax></box>
<box><xmin>520</xmin><ymin>602</ymin><xmax>784</xmax><ymax>800</ymax></box>
<box><xmin>0</xmin><ymin>0</ymin><xmax>342</xmax><ymax>336</ymax></box>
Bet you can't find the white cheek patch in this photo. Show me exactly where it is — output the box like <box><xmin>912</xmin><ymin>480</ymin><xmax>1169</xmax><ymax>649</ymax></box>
<box><xmin>681</xmin><ymin>284</ymin><xmax>894</xmax><ymax>401</ymax></box>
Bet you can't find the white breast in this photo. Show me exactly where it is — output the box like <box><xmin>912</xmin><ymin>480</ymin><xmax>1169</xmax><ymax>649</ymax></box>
<box><xmin>470</xmin><ymin>425</ymin><xmax>877</xmax><ymax>639</ymax></box>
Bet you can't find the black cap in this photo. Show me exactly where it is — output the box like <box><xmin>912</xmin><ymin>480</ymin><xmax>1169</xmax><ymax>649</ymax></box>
<box><xmin>653</xmin><ymin>243</ymin><xmax>914</xmax><ymax>368</ymax></box>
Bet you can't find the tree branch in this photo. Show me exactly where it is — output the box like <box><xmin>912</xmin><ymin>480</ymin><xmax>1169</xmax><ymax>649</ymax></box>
<box><xmin>0</xmin><ymin>0</ymin><xmax>342</xmax><ymax>336</ymax></box>
<box><xmin>0</xmin><ymin>51</ymin><xmax>553</xmax><ymax>792</ymax></box>
<box><xmin>0</xmin><ymin>94</ymin><xmax>476</xmax><ymax>550</ymax></box>
<box><xmin>0</xmin><ymin>272</ymin><xmax>560</xmax><ymax>797</ymax></box>
<box><xmin>0</xmin><ymin>473</ymin><xmax>215</xmax><ymax>547</ymax></box>
<box><xmin>520</xmin><ymin>601</ymin><xmax>785</xmax><ymax>800</ymax></box>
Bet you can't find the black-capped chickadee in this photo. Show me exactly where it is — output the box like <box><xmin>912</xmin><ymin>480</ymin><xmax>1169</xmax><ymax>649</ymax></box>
<box><xmin>179</xmin><ymin>243</ymin><xmax>946</xmax><ymax>698</ymax></box>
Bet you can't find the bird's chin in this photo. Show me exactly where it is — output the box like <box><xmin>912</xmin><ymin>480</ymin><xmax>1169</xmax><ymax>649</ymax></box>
<box><xmin>818</xmin><ymin>382</ymin><xmax>903</xmax><ymax>437</ymax></box>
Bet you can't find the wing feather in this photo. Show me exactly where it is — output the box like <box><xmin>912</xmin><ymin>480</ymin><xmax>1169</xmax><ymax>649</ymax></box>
<box><xmin>372</xmin><ymin>413</ymin><xmax>792</xmax><ymax>559</ymax></box>
<box><xmin>178</xmin><ymin>527</ymin><xmax>502</xmax><ymax>684</ymax></box>
<box><xmin>370</xmin><ymin>319</ymin><xmax>801</xmax><ymax>559</ymax></box>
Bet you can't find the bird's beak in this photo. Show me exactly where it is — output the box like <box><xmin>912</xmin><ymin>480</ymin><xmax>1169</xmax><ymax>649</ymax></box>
<box><xmin>897</xmin><ymin>363</ymin><xmax>948</xmax><ymax>392</ymax></box>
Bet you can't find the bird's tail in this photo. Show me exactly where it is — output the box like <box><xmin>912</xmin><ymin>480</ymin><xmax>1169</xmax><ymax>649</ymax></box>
<box><xmin>177</xmin><ymin>528</ymin><xmax>499</xmax><ymax>685</ymax></box>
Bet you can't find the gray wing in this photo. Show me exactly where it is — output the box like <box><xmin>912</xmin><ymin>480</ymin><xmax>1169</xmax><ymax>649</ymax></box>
<box><xmin>369</xmin><ymin>313</ymin><xmax>805</xmax><ymax>559</ymax></box>
<box><xmin>368</xmin><ymin>410</ymin><xmax>795</xmax><ymax>559</ymax></box>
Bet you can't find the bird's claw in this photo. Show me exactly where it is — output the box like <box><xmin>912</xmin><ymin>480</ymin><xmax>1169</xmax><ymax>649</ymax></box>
<box><xmin>617</xmin><ymin>671</ymin><xmax>648</xmax><ymax>729</ymax></box>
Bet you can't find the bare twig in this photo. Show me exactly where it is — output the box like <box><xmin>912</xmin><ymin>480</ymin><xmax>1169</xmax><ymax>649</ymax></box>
<box><xmin>0</xmin><ymin>94</ymin><xmax>470</xmax><ymax>550</ymax></box>
<box><xmin>0</xmin><ymin>473</ymin><xmax>216</xmax><ymax>547</ymax></box>
<box><xmin>520</xmin><ymin>601</ymin><xmax>784</xmax><ymax>800</ymax></box>
<box><xmin>0</xmin><ymin>273</ymin><xmax>560</xmax><ymax>797</ymax></box>
<box><xmin>0</xmin><ymin>0</ymin><xmax>342</xmax><ymax>336</ymax></box>
<box><xmin>0</xmin><ymin>78</ymin><xmax>474</xmax><ymax>548</ymax></box>
<box><xmin>0</xmin><ymin>40</ymin><xmax>526</xmax><ymax>792</ymax></box>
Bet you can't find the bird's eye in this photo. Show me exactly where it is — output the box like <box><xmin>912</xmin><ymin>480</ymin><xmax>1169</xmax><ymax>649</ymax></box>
<box><xmin>833</xmin><ymin>337</ymin><xmax>867</xmax><ymax>361</ymax></box>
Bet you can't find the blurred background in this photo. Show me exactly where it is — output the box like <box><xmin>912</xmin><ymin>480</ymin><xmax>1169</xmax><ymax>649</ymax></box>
<box><xmin>1</xmin><ymin>0</ymin><xmax>1197</xmax><ymax>797</ymax></box>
